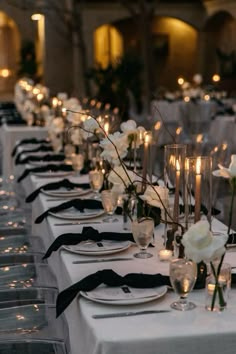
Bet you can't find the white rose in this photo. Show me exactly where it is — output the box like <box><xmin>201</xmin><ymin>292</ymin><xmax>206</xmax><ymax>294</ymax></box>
<box><xmin>182</xmin><ymin>220</ymin><xmax>227</xmax><ymax>263</ymax></box>
<box><xmin>213</xmin><ymin>154</ymin><xmax>236</xmax><ymax>179</ymax></box>
<box><xmin>108</xmin><ymin>165</ymin><xmax>135</xmax><ymax>191</ymax></box>
<box><xmin>100</xmin><ymin>132</ymin><xmax>129</xmax><ymax>165</ymax></box>
<box><xmin>140</xmin><ymin>185</ymin><xmax>169</xmax><ymax>217</ymax></box>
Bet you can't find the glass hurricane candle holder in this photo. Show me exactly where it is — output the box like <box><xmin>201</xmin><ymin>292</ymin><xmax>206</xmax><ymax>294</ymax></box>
<box><xmin>132</xmin><ymin>217</ymin><xmax>154</xmax><ymax>259</ymax></box>
<box><xmin>185</xmin><ymin>156</ymin><xmax>212</xmax><ymax>229</ymax></box>
<box><xmin>101</xmin><ymin>190</ymin><xmax>118</xmax><ymax>222</ymax></box>
<box><xmin>164</xmin><ymin>144</ymin><xmax>187</xmax><ymax>252</ymax></box>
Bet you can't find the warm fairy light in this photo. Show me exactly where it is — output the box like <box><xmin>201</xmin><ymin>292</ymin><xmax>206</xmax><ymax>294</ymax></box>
<box><xmin>212</xmin><ymin>74</ymin><xmax>220</xmax><ymax>83</ymax></box>
<box><xmin>177</xmin><ymin>77</ymin><xmax>184</xmax><ymax>85</ymax></box>
<box><xmin>104</xmin><ymin>122</ymin><xmax>109</xmax><ymax>135</ymax></box>
<box><xmin>176</xmin><ymin>127</ymin><xmax>182</xmax><ymax>135</ymax></box>
<box><xmin>52</xmin><ymin>97</ymin><xmax>58</xmax><ymax>107</ymax></box>
<box><xmin>0</xmin><ymin>68</ymin><xmax>10</xmax><ymax>77</ymax></box>
<box><xmin>204</xmin><ymin>94</ymin><xmax>210</xmax><ymax>101</ymax></box>
<box><xmin>196</xmin><ymin>157</ymin><xmax>201</xmax><ymax>175</ymax></box>
<box><xmin>31</xmin><ymin>13</ymin><xmax>42</xmax><ymax>21</ymax></box>
<box><xmin>32</xmin><ymin>87</ymin><xmax>40</xmax><ymax>95</ymax></box>
<box><xmin>154</xmin><ymin>121</ymin><xmax>162</xmax><ymax>130</ymax></box>
<box><xmin>25</xmin><ymin>84</ymin><xmax>32</xmax><ymax>92</ymax></box>
<box><xmin>184</xmin><ymin>96</ymin><xmax>190</xmax><ymax>102</ymax></box>
<box><xmin>37</xmin><ymin>93</ymin><xmax>43</xmax><ymax>102</ymax></box>
<box><xmin>196</xmin><ymin>134</ymin><xmax>203</xmax><ymax>143</ymax></box>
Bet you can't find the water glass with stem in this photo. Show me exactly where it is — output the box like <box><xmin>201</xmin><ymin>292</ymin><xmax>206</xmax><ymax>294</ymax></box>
<box><xmin>169</xmin><ymin>258</ymin><xmax>197</xmax><ymax>311</ymax></box>
<box><xmin>132</xmin><ymin>217</ymin><xmax>154</xmax><ymax>259</ymax></box>
<box><xmin>71</xmin><ymin>153</ymin><xmax>84</xmax><ymax>176</ymax></box>
<box><xmin>101</xmin><ymin>190</ymin><xmax>118</xmax><ymax>222</ymax></box>
<box><xmin>89</xmin><ymin>170</ymin><xmax>104</xmax><ymax>199</ymax></box>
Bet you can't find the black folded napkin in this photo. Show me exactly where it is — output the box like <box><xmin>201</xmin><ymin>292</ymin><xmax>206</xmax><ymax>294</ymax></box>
<box><xmin>43</xmin><ymin>226</ymin><xmax>134</xmax><ymax>259</ymax></box>
<box><xmin>12</xmin><ymin>138</ymin><xmax>50</xmax><ymax>157</ymax></box>
<box><xmin>227</xmin><ymin>233</ymin><xmax>236</xmax><ymax>245</ymax></box>
<box><xmin>16</xmin><ymin>153</ymin><xmax>65</xmax><ymax>165</ymax></box>
<box><xmin>35</xmin><ymin>198</ymin><xmax>103</xmax><ymax>224</ymax></box>
<box><xmin>179</xmin><ymin>204</ymin><xmax>220</xmax><ymax>216</ymax></box>
<box><xmin>56</xmin><ymin>269</ymin><xmax>171</xmax><ymax>317</ymax></box>
<box><xmin>15</xmin><ymin>145</ymin><xmax>53</xmax><ymax>164</ymax></box>
<box><xmin>26</xmin><ymin>178</ymin><xmax>90</xmax><ymax>203</ymax></box>
<box><xmin>17</xmin><ymin>164</ymin><xmax>73</xmax><ymax>183</ymax></box>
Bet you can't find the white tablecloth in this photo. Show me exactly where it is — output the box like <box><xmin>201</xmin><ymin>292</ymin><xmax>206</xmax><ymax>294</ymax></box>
<box><xmin>0</xmin><ymin>124</ymin><xmax>48</xmax><ymax>179</ymax></box>
<box><xmin>18</xmin><ymin>172</ymin><xmax>236</xmax><ymax>354</ymax></box>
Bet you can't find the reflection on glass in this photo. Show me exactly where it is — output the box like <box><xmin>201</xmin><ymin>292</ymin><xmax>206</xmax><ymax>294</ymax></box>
<box><xmin>71</xmin><ymin>153</ymin><xmax>84</xmax><ymax>176</ymax></box>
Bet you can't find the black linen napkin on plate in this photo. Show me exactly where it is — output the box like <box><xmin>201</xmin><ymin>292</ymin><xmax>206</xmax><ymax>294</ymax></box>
<box><xmin>12</xmin><ymin>138</ymin><xmax>50</xmax><ymax>157</ymax></box>
<box><xmin>56</xmin><ymin>269</ymin><xmax>171</xmax><ymax>317</ymax></box>
<box><xmin>43</xmin><ymin>226</ymin><xmax>134</xmax><ymax>259</ymax></box>
<box><xmin>17</xmin><ymin>164</ymin><xmax>73</xmax><ymax>183</ymax></box>
<box><xmin>15</xmin><ymin>145</ymin><xmax>53</xmax><ymax>164</ymax></box>
<box><xmin>16</xmin><ymin>153</ymin><xmax>65</xmax><ymax>165</ymax></box>
<box><xmin>34</xmin><ymin>198</ymin><xmax>103</xmax><ymax>224</ymax></box>
<box><xmin>226</xmin><ymin>233</ymin><xmax>236</xmax><ymax>245</ymax></box>
<box><xmin>26</xmin><ymin>178</ymin><xmax>90</xmax><ymax>203</ymax></box>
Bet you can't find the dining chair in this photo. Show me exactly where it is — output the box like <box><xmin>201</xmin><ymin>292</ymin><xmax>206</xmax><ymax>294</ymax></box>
<box><xmin>0</xmin><ymin>304</ymin><xmax>70</xmax><ymax>354</ymax></box>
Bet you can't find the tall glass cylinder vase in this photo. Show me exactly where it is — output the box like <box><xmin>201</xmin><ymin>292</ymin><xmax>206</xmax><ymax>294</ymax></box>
<box><xmin>185</xmin><ymin>156</ymin><xmax>212</xmax><ymax>229</ymax></box>
<box><xmin>164</xmin><ymin>144</ymin><xmax>187</xmax><ymax>255</ymax></box>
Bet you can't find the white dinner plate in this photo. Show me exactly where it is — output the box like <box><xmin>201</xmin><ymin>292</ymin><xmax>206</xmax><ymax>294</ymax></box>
<box><xmin>41</xmin><ymin>188</ymin><xmax>92</xmax><ymax>198</ymax></box>
<box><xmin>33</xmin><ymin>171</ymin><xmax>72</xmax><ymax>178</ymax></box>
<box><xmin>80</xmin><ymin>285</ymin><xmax>167</xmax><ymax>305</ymax></box>
<box><xmin>49</xmin><ymin>208</ymin><xmax>104</xmax><ymax>220</ymax></box>
<box><xmin>63</xmin><ymin>240</ymin><xmax>131</xmax><ymax>256</ymax></box>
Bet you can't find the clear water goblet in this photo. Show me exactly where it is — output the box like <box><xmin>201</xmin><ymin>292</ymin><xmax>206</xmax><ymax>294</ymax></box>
<box><xmin>89</xmin><ymin>170</ymin><xmax>104</xmax><ymax>199</ymax></box>
<box><xmin>169</xmin><ymin>258</ymin><xmax>197</xmax><ymax>311</ymax></box>
<box><xmin>101</xmin><ymin>190</ymin><xmax>118</xmax><ymax>222</ymax></box>
<box><xmin>132</xmin><ymin>217</ymin><xmax>154</xmax><ymax>259</ymax></box>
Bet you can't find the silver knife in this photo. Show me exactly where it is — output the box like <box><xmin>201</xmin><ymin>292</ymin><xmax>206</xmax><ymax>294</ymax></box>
<box><xmin>73</xmin><ymin>257</ymin><xmax>133</xmax><ymax>264</ymax></box>
<box><xmin>54</xmin><ymin>221</ymin><xmax>102</xmax><ymax>226</ymax></box>
<box><xmin>92</xmin><ymin>310</ymin><xmax>171</xmax><ymax>319</ymax></box>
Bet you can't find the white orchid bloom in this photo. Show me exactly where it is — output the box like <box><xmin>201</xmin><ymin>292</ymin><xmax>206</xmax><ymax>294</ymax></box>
<box><xmin>120</xmin><ymin>120</ymin><xmax>146</xmax><ymax>148</ymax></box>
<box><xmin>108</xmin><ymin>165</ymin><xmax>135</xmax><ymax>191</ymax></box>
<box><xmin>100</xmin><ymin>132</ymin><xmax>129</xmax><ymax>165</ymax></box>
<box><xmin>213</xmin><ymin>155</ymin><xmax>236</xmax><ymax>179</ymax></box>
<box><xmin>140</xmin><ymin>185</ymin><xmax>169</xmax><ymax>218</ymax></box>
<box><xmin>182</xmin><ymin>220</ymin><xmax>227</xmax><ymax>263</ymax></box>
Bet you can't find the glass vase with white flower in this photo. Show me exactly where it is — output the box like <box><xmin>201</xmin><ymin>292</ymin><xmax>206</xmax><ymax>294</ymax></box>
<box><xmin>181</xmin><ymin>220</ymin><xmax>228</xmax><ymax>311</ymax></box>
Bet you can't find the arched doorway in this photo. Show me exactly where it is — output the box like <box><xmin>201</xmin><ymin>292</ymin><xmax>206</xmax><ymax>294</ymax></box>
<box><xmin>93</xmin><ymin>24</ymin><xmax>123</xmax><ymax>68</ymax></box>
<box><xmin>203</xmin><ymin>11</ymin><xmax>236</xmax><ymax>92</ymax></box>
<box><xmin>114</xmin><ymin>16</ymin><xmax>198</xmax><ymax>91</ymax></box>
<box><xmin>0</xmin><ymin>11</ymin><xmax>20</xmax><ymax>95</ymax></box>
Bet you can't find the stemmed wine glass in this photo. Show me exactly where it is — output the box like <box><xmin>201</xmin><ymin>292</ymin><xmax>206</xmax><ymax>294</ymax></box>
<box><xmin>101</xmin><ymin>190</ymin><xmax>118</xmax><ymax>222</ymax></box>
<box><xmin>71</xmin><ymin>153</ymin><xmax>84</xmax><ymax>176</ymax></box>
<box><xmin>169</xmin><ymin>258</ymin><xmax>197</xmax><ymax>311</ymax></box>
<box><xmin>132</xmin><ymin>217</ymin><xmax>154</xmax><ymax>259</ymax></box>
<box><xmin>89</xmin><ymin>170</ymin><xmax>104</xmax><ymax>199</ymax></box>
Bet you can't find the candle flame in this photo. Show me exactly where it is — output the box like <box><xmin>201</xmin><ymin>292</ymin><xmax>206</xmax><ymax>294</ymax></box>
<box><xmin>144</xmin><ymin>132</ymin><xmax>152</xmax><ymax>144</ymax></box>
<box><xmin>177</xmin><ymin>77</ymin><xmax>184</xmax><ymax>85</ymax></box>
<box><xmin>196</xmin><ymin>134</ymin><xmax>203</xmax><ymax>143</ymax></box>
<box><xmin>196</xmin><ymin>157</ymin><xmax>201</xmax><ymax>174</ymax></box>
<box><xmin>154</xmin><ymin>121</ymin><xmax>162</xmax><ymax>130</ymax></box>
<box><xmin>176</xmin><ymin>159</ymin><xmax>180</xmax><ymax>171</ymax></box>
<box><xmin>176</xmin><ymin>127</ymin><xmax>182</xmax><ymax>135</ymax></box>
<box><xmin>104</xmin><ymin>122</ymin><xmax>109</xmax><ymax>135</ymax></box>
<box><xmin>184</xmin><ymin>96</ymin><xmax>190</xmax><ymax>102</ymax></box>
<box><xmin>222</xmin><ymin>143</ymin><xmax>228</xmax><ymax>151</ymax></box>
<box><xmin>52</xmin><ymin>97</ymin><xmax>58</xmax><ymax>107</ymax></box>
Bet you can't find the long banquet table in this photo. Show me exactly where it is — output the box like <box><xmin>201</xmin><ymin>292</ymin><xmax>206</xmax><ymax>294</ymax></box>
<box><xmin>18</xmin><ymin>171</ymin><xmax>236</xmax><ymax>354</ymax></box>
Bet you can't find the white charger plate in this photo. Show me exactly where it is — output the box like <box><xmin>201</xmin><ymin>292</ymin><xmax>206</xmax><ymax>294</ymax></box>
<box><xmin>49</xmin><ymin>208</ymin><xmax>104</xmax><ymax>220</ymax></box>
<box><xmin>42</xmin><ymin>188</ymin><xmax>92</xmax><ymax>198</ymax></box>
<box><xmin>80</xmin><ymin>285</ymin><xmax>167</xmax><ymax>305</ymax></box>
<box><xmin>63</xmin><ymin>240</ymin><xmax>131</xmax><ymax>256</ymax></box>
